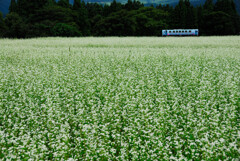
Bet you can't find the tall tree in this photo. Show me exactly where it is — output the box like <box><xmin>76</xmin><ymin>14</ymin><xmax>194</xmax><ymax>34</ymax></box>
<box><xmin>73</xmin><ymin>0</ymin><xmax>81</xmax><ymax>10</ymax></box>
<box><xmin>9</xmin><ymin>0</ymin><xmax>17</xmax><ymax>13</ymax></box>
<box><xmin>94</xmin><ymin>9</ymin><xmax>136</xmax><ymax>36</ymax></box>
<box><xmin>215</xmin><ymin>0</ymin><xmax>237</xmax><ymax>15</ymax></box>
<box><xmin>17</xmin><ymin>0</ymin><xmax>55</xmax><ymax>17</ymax></box>
<box><xmin>73</xmin><ymin>0</ymin><xmax>90</xmax><ymax>35</ymax></box>
<box><xmin>204</xmin><ymin>11</ymin><xmax>236</xmax><ymax>35</ymax></box>
<box><xmin>86</xmin><ymin>3</ymin><xmax>103</xmax><ymax>18</ymax></box>
<box><xmin>4</xmin><ymin>12</ymin><xmax>27</xmax><ymax>38</ymax></box>
<box><xmin>132</xmin><ymin>0</ymin><xmax>144</xmax><ymax>10</ymax></box>
<box><xmin>58</xmin><ymin>0</ymin><xmax>70</xmax><ymax>8</ymax></box>
<box><xmin>203</xmin><ymin>0</ymin><xmax>214</xmax><ymax>12</ymax></box>
<box><xmin>17</xmin><ymin>0</ymin><xmax>27</xmax><ymax>16</ymax></box>
<box><xmin>185</xmin><ymin>0</ymin><xmax>197</xmax><ymax>28</ymax></box>
<box><xmin>0</xmin><ymin>12</ymin><xmax>7</xmax><ymax>37</ymax></box>
<box><xmin>172</xmin><ymin>0</ymin><xmax>187</xmax><ymax>28</ymax></box>
<box><xmin>214</xmin><ymin>0</ymin><xmax>240</xmax><ymax>34</ymax></box>
<box><xmin>125</xmin><ymin>0</ymin><xmax>143</xmax><ymax>11</ymax></box>
<box><xmin>109</xmin><ymin>0</ymin><xmax>122</xmax><ymax>13</ymax></box>
<box><xmin>197</xmin><ymin>6</ymin><xmax>204</xmax><ymax>34</ymax></box>
<box><xmin>46</xmin><ymin>0</ymin><xmax>56</xmax><ymax>6</ymax></box>
<box><xmin>125</xmin><ymin>0</ymin><xmax>133</xmax><ymax>10</ymax></box>
<box><xmin>202</xmin><ymin>0</ymin><xmax>214</xmax><ymax>34</ymax></box>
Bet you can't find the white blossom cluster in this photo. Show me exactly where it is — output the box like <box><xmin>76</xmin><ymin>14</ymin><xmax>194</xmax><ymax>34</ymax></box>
<box><xmin>0</xmin><ymin>37</ymin><xmax>239</xmax><ymax>160</ymax></box>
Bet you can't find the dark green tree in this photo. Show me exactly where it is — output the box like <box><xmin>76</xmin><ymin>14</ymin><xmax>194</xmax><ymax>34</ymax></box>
<box><xmin>86</xmin><ymin>2</ymin><xmax>103</xmax><ymax>18</ymax></box>
<box><xmin>4</xmin><ymin>12</ymin><xmax>27</xmax><ymax>38</ymax></box>
<box><xmin>73</xmin><ymin>0</ymin><xmax>90</xmax><ymax>35</ymax></box>
<box><xmin>26</xmin><ymin>20</ymin><xmax>55</xmax><ymax>37</ymax></box>
<box><xmin>197</xmin><ymin>6</ymin><xmax>204</xmax><ymax>34</ymax></box>
<box><xmin>172</xmin><ymin>0</ymin><xmax>197</xmax><ymax>29</ymax></box>
<box><xmin>132</xmin><ymin>0</ymin><xmax>144</xmax><ymax>10</ymax></box>
<box><xmin>201</xmin><ymin>0</ymin><xmax>214</xmax><ymax>34</ymax></box>
<box><xmin>103</xmin><ymin>5</ymin><xmax>111</xmax><ymax>16</ymax></box>
<box><xmin>185</xmin><ymin>0</ymin><xmax>197</xmax><ymax>28</ymax></box>
<box><xmin>109</xmin><ymin>0</ymin><xmax>122</xmax><ymax>13</ymax></box>
<box><xmin>202</xmin><ymin>0</ymin><xmax>239</xmax><ymax>35</ymax></box>
<box><xmin>29</xmin><ymin>5</ymin><xmax>75</xmax><ymax>24</ymax></box>
<box><xmin>58</xmin><ymin>0</ymin><xmax>70</xmax><ymax>8</ymax></box>
<box><xmin>94</xmin><ymin>9</ymin><xmax>136</xmax><ymax>36</ymax></box>
<box><xmin>172</xmin><ymin>0</ymin><xmax>187</xmax><ymax>28</ymax></box>
<box><xmin>125</xmin><ymin>0</ymin><xmax>133</xmax><ymax>10</ymax></box>
<box><xmin>204</xmin><ymin>11</ymin><xmax>236</xmax><ymax>35</ymax></box>
<box><xmin>52</xmin><ymin>23</ymin><xmax>81</xmax><ymax>37</ymax></box>
<box><xmin>157</xmin><ymin>4</ymin><xmax>174</xmax><ymax>14</ymax></box>
<box><xmin>73</xmin><ymin>0</ymin><xmax>81</xmax><ymax>10</ymax></box>
<box><xmin>134</xmin><ymin>7</ymin><xmax>168</xmax><ymax>36</ymax></box>
<box><xmin>214</xmin><ymin>0</ymin><xmax>240</xmax><ymax>34</ymax></box>
<box><xmin>125</xmin><ymin>0</ymin><xmax>143</xmax><ymax>11</ymax></box>
<box><xmin>17</xmin><ymin>0</ymin><xmax>55</xmax><ymax>17</ymax></box>
<box><xmin>203</xmin><ymin>0</ymin><xmax>214</xmax><ymax>12</ymax></box>
<box><xmin>46</xmin><ymin>0</ymin><xmax>56</xmax><ymax>6</ymax></box>
<box><xmin>215</xmin><ymin>0</ymin><xmax>236</xmax><ymax>14</ymax></box>
<box><xmin>17</xmin><ymin>0</ymin><xmax>27</xmax><ymax>16</ymax></box>
<box><xmin>0</xmin><ymin>12</ymin><xmax>7</xmax><ymax>37</ymax></box>
<box><xmin>9</xmin><ymin>0</ymin><xmax>17</xmax><ymax>13</ymax></box>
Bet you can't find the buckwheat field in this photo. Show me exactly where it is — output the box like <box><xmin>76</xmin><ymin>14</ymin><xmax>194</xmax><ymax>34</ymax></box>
<box><xmin>0</xmin><ymin>37</ymin><xmax>239</xmax><ymax>160</ymax></box>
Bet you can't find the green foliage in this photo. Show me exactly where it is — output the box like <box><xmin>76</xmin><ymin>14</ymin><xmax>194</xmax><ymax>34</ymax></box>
<box><xmin>73</xmin><ymin>0</ymin><xmax>81</xmax><ymax>10</ymax></box>
<box><xmin>52</xmin><ymin>23</ymin><xmax>82</xmax><ymax>36</ymax></box>
<box><xmin>203</xmin><ymin>0</ymin><xmax>214</xmax><ymax>12</ymax></box>
<box><xmin>58</xmin><ymin>0</ymin><xmax>70</xmax><ymax>8</ymax></box>
<box><xmin>4</xmin><ymin>12</ymin><xmax>27</xmax><ymax>38</ymax></box>
<box><xmin>215</xmin><ymin>0</ymin><xmax>237</xmax><ymax>15</ymax></box>
<box><xmin>26</xmin><ymin>20</ymin><xmax>55</xmax><ymax>37</ymax></box>
<box><xmin>200</xmin><ymin>0</ymin><xmax>240</xmax><ymax>35</ymax></box>
<box><xmin>73</xmin><ymin>1</ymin><xmax>90</xmax><ymax>36</ymax></box>
<box><xmin>29</xmin><ymin>5</ymin><xmax>75</xmax><ymax>24</ymax></box>
<box><xmin>124</xmin><ymin>0</ymin><xmax>144</xmax><ymax>11</ymax></box>
<box><xmin>9</xmin><ymin>0</ymin><xmax>17</xmax><ymax>13</ymax></box>
<box><xmin>0</xmin><ymin>12</ymin><xmax>7</xmax><ymax>37</ymax></box>
<box><xmin>17</xmin><ymin>0</ymin><xmax>52</xmax><ymax>17</ymax></box>
<box><xmin>93</xmin><ymin>7</ymin><xmax>169</xmax><ymax>36</ymax></box>
<box><xmin>203</xmin><ymin>11</ymin><xmax>236</xmax><ymax>35</ymax></box>
<box><xmin>134</xmin><ymin>7</ymin><xmax>168</xmax><ymax>36</ymax></box>
<box><xmin>94</xmin><ymin>9</ymin><xmax>136</xmax><ymax>36</ymax></box>
<box><xmin>109</xmin><ymin>0</ymin><xmax>122</xmax><ymax>13</ymax></box>
<box><xmin>171</xmin><ymin>0</ymin><xmax>197</xmax><ymax>29</ymax></box>
<box><xmin>215</xmin><ymin>0</ymin><xmax>239</xmax><ymax>33</ymax></box>
<box><xmin>87</xmin><ymin>3</ymin><xmax>103</xmax><ymax>18</ymax></box>
<box><xmin>196</xmin><ymin>6</ymin><xmax>204</xmax><ymax>31</ymax></box>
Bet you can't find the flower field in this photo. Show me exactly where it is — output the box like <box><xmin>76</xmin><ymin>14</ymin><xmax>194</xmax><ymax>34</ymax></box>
<box><xmin>0</xmin><ymin>37</ymin><xmax>239</xmax><ymax>160</ymax></box>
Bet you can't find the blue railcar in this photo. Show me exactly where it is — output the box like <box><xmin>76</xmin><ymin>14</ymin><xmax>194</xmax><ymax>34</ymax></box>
<box><xmin>162</xmin><ymin>29</ymin><xmax>199</xmax><ymax>36</ymax></box>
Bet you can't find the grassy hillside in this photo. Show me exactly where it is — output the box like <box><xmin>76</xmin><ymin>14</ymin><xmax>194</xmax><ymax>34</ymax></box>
<box><xmin>0</xmin><ymin>37</ymin><xmax>239</xmax><ymax>160</ymax></box>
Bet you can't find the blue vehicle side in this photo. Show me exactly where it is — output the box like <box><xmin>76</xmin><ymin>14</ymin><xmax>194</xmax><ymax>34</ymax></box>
<box><xmin>162</xmin><ymin>29</ymin><xmax>199</xmax><ymax>36</ymax></box>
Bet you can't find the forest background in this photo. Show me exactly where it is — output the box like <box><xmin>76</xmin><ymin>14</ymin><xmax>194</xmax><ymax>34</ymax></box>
<box><xmin>0</xmin><ymin>0</ymin><xmax>239</xmax><ymax>38</ymax></box>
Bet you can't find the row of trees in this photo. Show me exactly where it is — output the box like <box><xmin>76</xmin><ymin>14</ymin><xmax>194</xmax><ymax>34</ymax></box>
<box><xmin>0</xmin><ymin>0</ymin><xmax>239</xmax><ymax>38</ymax></box>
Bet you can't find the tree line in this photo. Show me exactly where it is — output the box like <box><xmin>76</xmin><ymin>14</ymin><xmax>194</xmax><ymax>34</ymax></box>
<box><xmin>0</xmin><ymin>0</ymin><xmax>239</xmax><ymax>38</ymax></box>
